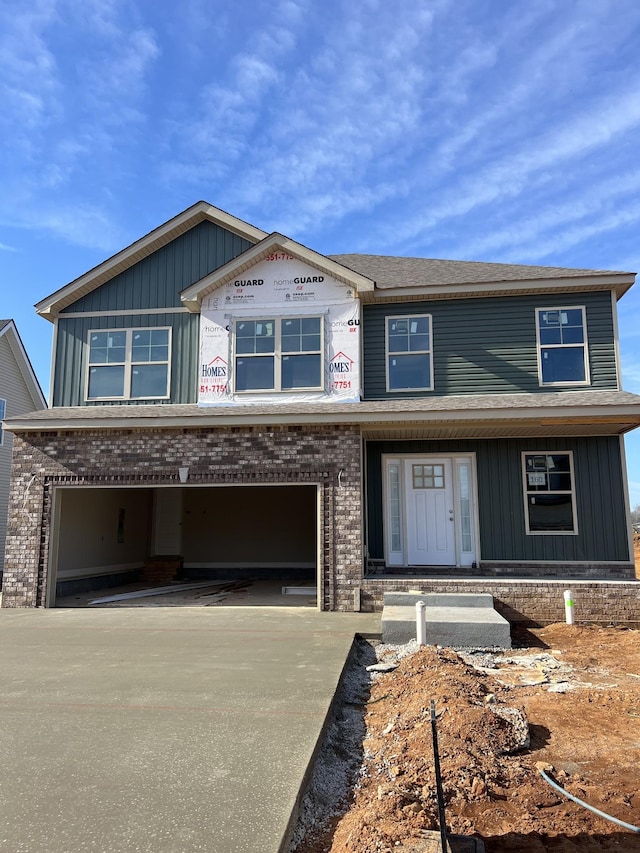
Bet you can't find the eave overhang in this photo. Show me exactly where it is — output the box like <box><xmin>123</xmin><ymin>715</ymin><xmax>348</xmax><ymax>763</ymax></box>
<box><xmin>179</xmin><ymin>232</ymin><xmax>375</xmax><ymax>312</ymax></box>
<box><xmin>35</xmin><ymin>202</ymin><xmax>268</xmax><ymax>322</ymax></box>
<box><xmin>361</xmin><ymin>273</ymin><xmax>636</xmax><ymax>304</ymax></box>
<box><xmin>6</xmin><ymin>392</ymin><xmax>640</xmax><ymax>440</ymax></box>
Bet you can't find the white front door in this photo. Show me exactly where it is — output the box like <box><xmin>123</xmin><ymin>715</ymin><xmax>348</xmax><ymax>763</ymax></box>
<box><xmin>405</xmin><ymin>458</ymin><xmax>456</xmax><ymax>565</ymax></box>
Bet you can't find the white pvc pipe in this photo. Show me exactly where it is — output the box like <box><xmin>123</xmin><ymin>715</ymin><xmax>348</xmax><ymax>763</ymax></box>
<box><xmin>416</xmin><ymin>600</ymin><xmax>427</xmax><ymax>645</ymax></box>
<box><xmin>564</xmin><ymin>589</ymin><xmax>575</xmax><ymax>624</ymax></box>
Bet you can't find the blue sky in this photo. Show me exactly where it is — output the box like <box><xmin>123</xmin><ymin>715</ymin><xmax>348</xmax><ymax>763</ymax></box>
<box><xmin>2</xmin><ymin>0</ymin><xmax>640</xmax><ymax>504</ymax></box>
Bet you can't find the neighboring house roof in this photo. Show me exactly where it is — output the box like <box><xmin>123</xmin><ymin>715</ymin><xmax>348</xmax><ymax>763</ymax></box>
<box><xmin>0</xmin><ymin>320</ymin><xmax>47</xmax><ymax>409</ymax></box>
<box><xmin>180</xmin><ymin>232</ymin><xmax>375</xmax><ymax>311</ymax></box>
<box><xmin>6</xmin><ymin>390</ymin><xmax>640</xmax><ymax>438</ymax></box>
<box><xmin>329</xmin><ymin>254</ymin><xmax>636</xmax><ymax>300</ymax></box>
<box><xmin>35</xmin><ymin>202</ymin><xmax>269</xmax><ymax>321</ymax></box>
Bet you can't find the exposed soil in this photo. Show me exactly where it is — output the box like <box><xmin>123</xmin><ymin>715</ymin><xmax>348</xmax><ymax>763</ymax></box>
<box><xmin>297</xmin><ymin>624</ymin><xmax>640</xmax><ymax>852</ymax></box>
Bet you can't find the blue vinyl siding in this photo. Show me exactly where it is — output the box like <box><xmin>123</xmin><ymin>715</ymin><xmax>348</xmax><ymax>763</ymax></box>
<box><xmin>53</xmin><ymin>221</ymin><xmax>253</xmax><ymax>405</ymax></box>
<box><xmin>366</xmin><ymin>436</ymin><xmax>629</xmax><ymax>563</ymax></box>
<box><xmin>62</xmin><ymin>221</ymin><xmax>252</xmax><ymax>313</ymax></box>
<box><xmin>362</xmin><ymin>291</ymin><xmax>617</xmax><ymax>398</ymax></box>
<box><xmin>54</xmin><ymin>313</ymin><xmax>200</xmax><ymax>406</ymax></box>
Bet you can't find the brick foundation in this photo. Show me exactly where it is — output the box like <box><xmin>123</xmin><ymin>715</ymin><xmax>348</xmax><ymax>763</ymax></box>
<box><xmin>361</xmin><ymin>576</ymin><xmax>640</xmax><ymax>627</ymax></box>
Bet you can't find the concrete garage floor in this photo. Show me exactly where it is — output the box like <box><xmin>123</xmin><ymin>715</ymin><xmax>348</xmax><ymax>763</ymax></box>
<box><xmin>0</xmin><ymin>607</ymin><xmax>380</xmax><ymax>853</ymax></box>
<box><xmin>56</xmin><ymin>579</ymin><xmax>320</xmax><ymax>608</ymax></box>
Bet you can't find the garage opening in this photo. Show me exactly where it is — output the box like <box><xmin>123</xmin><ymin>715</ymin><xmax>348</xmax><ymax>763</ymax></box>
<box><xmin>49</xmin><ymin>484</ymin><xmax>319</xmax><ymax>608</ymax></box>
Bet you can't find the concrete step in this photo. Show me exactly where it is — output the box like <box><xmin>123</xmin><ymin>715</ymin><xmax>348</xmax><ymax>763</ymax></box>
<box><xmin>381</xmin><ymin>593</ymin><xmax>511</xmax><ymax>648</ymax></box>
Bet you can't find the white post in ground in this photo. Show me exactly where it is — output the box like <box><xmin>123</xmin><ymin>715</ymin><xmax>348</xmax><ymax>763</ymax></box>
<box><xmin>564</xmin><ymin>589</ymin><xmax>575</xmax><ymax>625</ymax></box>
<box><xmin>416</xmin><ymin>600</ymin><xmax>427</xmax><ymax>645</ymax></box>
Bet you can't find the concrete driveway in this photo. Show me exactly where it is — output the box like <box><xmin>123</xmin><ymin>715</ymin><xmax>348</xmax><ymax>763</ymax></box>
<box><xmin>0</xmin><ymin>607</ymin><xmax>379</xmax><ymax>853</ymax></box>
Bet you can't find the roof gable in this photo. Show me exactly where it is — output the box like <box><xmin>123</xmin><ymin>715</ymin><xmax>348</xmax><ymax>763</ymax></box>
<box><xmin>180</xmin><ymin>232</ymin><xmax>375</xmax><ymax>312</ymax></box>
<box><xmin>0</xmin><ymin>320</ymin><xmax>47</xmax><ymax>408</ymax></box>
<box><xmin>36</xmin><ymin>202</ymin><xmax>268</xmax><ymax>321</ymax></box>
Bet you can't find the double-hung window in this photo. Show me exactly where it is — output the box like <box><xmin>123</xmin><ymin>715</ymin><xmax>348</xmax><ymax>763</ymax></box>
<box><xmin>536</xmin><ymin>307</ymin><xmax>589</xmax><ymax>386</ymax></box>
<box><xmin>522</xmin><ymin>452</ymin><xmax>577</xmax><ymax>534</ymax></box>
<box><xmin>234</xmin><ymin>316</ymin><xmax>323</xmax><ymax>392</ymax></box>
<box><xmin>87</xmin><ymin>328</ymin><xmax>171</xmax><ymax>400</ymax></box>
<box><xmin>386</xmin><ymin>315</ymin><xmax>433</xmax><ymax>392</ymax></box>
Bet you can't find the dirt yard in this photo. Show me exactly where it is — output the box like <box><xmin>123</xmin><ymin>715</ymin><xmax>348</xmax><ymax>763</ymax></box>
<box><xmin>298</xmin><ymin>624</ymin><xmax>640</xmax><ymax>852</ymax></box>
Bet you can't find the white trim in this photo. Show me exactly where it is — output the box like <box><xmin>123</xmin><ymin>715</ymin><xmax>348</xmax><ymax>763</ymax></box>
<box><xmin>369</xmin><ymin>276</ymin><xmax>634</xmax><ymax>302</ymax></box>
<box><xmin>61</xmin><ymin>307</ymin><xmax>189</xmax><ymax>318</ymax></box>
<box><xmin>611</xmin><ymin>290</ymin><xmax>622</xmax><ymax>391</ymax></box>
<box><xmin>382</xmin><ymin>452</ymin><xmax>479</xmax><ymax>568</ymax></box>
<box><xmin>180</xmin><ymin>232</ymin><xmax>375</xmax><ymax>311</ymax></box>
<box><xmin>521</xmin><ymin>450</ymin><xmax>578</xmax><ymax>535</ymax></box>
<box><xmin>0</xmin><ymin>398</ymin><xmax>5</xmax><ymax>446</ymax></box>
<box><xmin>233</xmin><ymin>315</ymin><xmax>325</xmax><ymax>394</ymax></box>
<box><xmin>36</xmin><ymin>201</ymin><xmax>268</xmax><ymax>321</ymax></box>
<box><xmin>385</xmin><ymin>313</ymin><xmax>434</xmax><ymax>393</ymax></box>
<box><xmin>49</xmin><ymin>318</ymin><xmax>58</xmax><ymax>406</ymax></box>
<box><xmin>85</xmin><ymin>326</ymin><xmax>172</xmax><ymax>402</ymax></box>
<box><xmin>535</xmin><ymin>306</ymin><xmax>591</xmax><ymax>387</ymax></box>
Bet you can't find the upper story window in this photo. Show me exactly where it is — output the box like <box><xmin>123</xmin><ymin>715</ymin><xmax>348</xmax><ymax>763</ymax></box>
<box><xmin>0</xmin><ymin>398</ymin><xmax>5</xmax><ymax>445</ymax></box>
<box><xmin>522</xmin><ymin>452</ymin><xmax>578</xmax><ymax>534</ymax></box>
<box><xmin>234</xmin><ymin>316</ymin><xmax>323</xmax><ymax>392</ymax></box>
<box><xmin>87</xmin><ymin>328</ymin><xmax>171</xmax><ymax>400</ymax></box>
<box><xmin>386</xmin><ymin>315</ymin><xmax>433</xmax><ymax>392</ymax></box>
<box><xmin>536</xmin><ymin>307</ymin><xmax>589</xmax><ymax>386</ymax></box>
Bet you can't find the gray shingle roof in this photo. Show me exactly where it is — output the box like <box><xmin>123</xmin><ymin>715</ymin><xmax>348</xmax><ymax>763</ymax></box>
<box><xmin>6</xmin><ymin>390</ymin><xmax>640</xmax><ymax>428</ymax></box>
<box><xmin>328</xmin><ymin>254</ymin><xmax>633</xmax><ymax>290</ymax></box>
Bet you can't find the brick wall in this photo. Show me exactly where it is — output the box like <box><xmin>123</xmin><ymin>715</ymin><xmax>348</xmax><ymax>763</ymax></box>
<box><xmin>361</xmin><ymin>577</ymin><xmax>640</xmax><ymax>626</ymax></box>
<box><xmin>2</xmin><ymin>425</ymin><xmax>363</xmax><ymax>610</ymax></box>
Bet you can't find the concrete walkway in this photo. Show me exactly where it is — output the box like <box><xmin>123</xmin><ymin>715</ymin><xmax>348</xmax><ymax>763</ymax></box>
<box><xmin>0</xmin><ymin>607</ymin><xmax>380</xmax><ymax>853</ymax></box>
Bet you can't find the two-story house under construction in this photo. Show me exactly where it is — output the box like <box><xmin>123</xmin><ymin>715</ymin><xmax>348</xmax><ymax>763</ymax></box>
<box><xmin>3</xmin><ymin>202</ymin><xmax>640</xmax><ymax>625</ymax></box>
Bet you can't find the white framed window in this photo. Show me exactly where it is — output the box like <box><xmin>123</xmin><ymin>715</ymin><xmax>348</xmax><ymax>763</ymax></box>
<box><xmin>536</xmin><ymin>307</ymin><xmax>590</xmax><ymax>386</ymax></box>
<box><xmin>234</xmin><ymin>316</ymin><xmax>324</xmax><ymax>393</ymax></box>
<box><xmin>0</xmin><ymin>398</ymin><xmax>5</xmax><ymax>445</ymax></box>
<box><xmin>386</xmin><ymin>315</ymin><xmax>433</xmax><ymax>392</ymax></box>
<box><xmin>522</xmin><ymin>452</ymin><xmax>578</xmax><ymax>535</ymax></box>
<box><xmin>86</xmin><ymin>328</ymin><xmax>171</xmax><ymax>400</ymax></box>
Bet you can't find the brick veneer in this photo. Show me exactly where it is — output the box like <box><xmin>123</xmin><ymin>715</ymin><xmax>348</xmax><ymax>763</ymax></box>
<box><xmin>361</xmin><ymin>577</ymin><xmax>640</xmax><ymax>627</ymax></box>
<box><xmin>2</xmin><ymin>425</ymin><xmax>363</xmax><ymax>610</ymax></box>
<box><xmin>4</xmin><ymin>424</ymin><xmax>639</xmax><ymax>623</ymax></box>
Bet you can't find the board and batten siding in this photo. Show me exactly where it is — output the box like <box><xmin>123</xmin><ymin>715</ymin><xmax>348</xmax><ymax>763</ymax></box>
<box><xmin>0</xmin><ymin>335</ymin><xmax>43</xmax><ymax>568</ymax></box>
<box><xmin>362</xmin><ymin>291</ymin><xmax>617</xmax><ymax>398</ymax></box>
<box><xmin>366</xmin><ymin>436</ymin><xmax>629</xmax><ymax>563</ymax></box>
<box><xmin>61</xmin><ymin>221</ymin><xmax>253</xmax><ymax>313</ymax></box>
<box><xmin>53</xmin><ymin>221</ymin><xmax>254</xmax><ymax>406</ymax></box>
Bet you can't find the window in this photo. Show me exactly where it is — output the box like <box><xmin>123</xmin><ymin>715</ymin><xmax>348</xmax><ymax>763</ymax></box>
<box><xmin>0</xmin><ymin>398</ymin><xmax>5</xmax><ymax>445</ymax></box>
<box><xmin>412</xmin><ymin>463</ymin><xmax>445</xmax><ymax>489</ymax></box>
<box><xmin>386</xmin><ymin>315</ymin><xmax>433</xmax><ymax>392</ymax></box>
<box><xmin>536</xmin><ymin>307</ymin><xmax>589</xmax><ymax>385</ymax></box>
<box><xmin>522</xmin><ymin>452</ymin><xmax>577</xmax><ymax>534</ymax></box>
<box><xmin>234</xmin><ymin>316</ymin><xmax>323</xmax><ymax>392</ymax></box>
<box><xmin>87</xmin><ymin>328</ymin><xmax>171</xmax><ymax>400</ymax></box>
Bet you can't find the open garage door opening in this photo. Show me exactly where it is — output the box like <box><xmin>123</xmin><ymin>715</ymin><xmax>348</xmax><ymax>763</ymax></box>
<box><xmin>49</xmin><ymin>484</ymin><xmax>319</xmax><ymax>609</ymax></box>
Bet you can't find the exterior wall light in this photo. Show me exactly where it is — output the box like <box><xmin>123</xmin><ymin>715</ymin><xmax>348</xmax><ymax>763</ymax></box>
<box><xmin>178</xmin><ymin>467</ymin><xmax>189</xmax><ymax>483</ymax></box>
